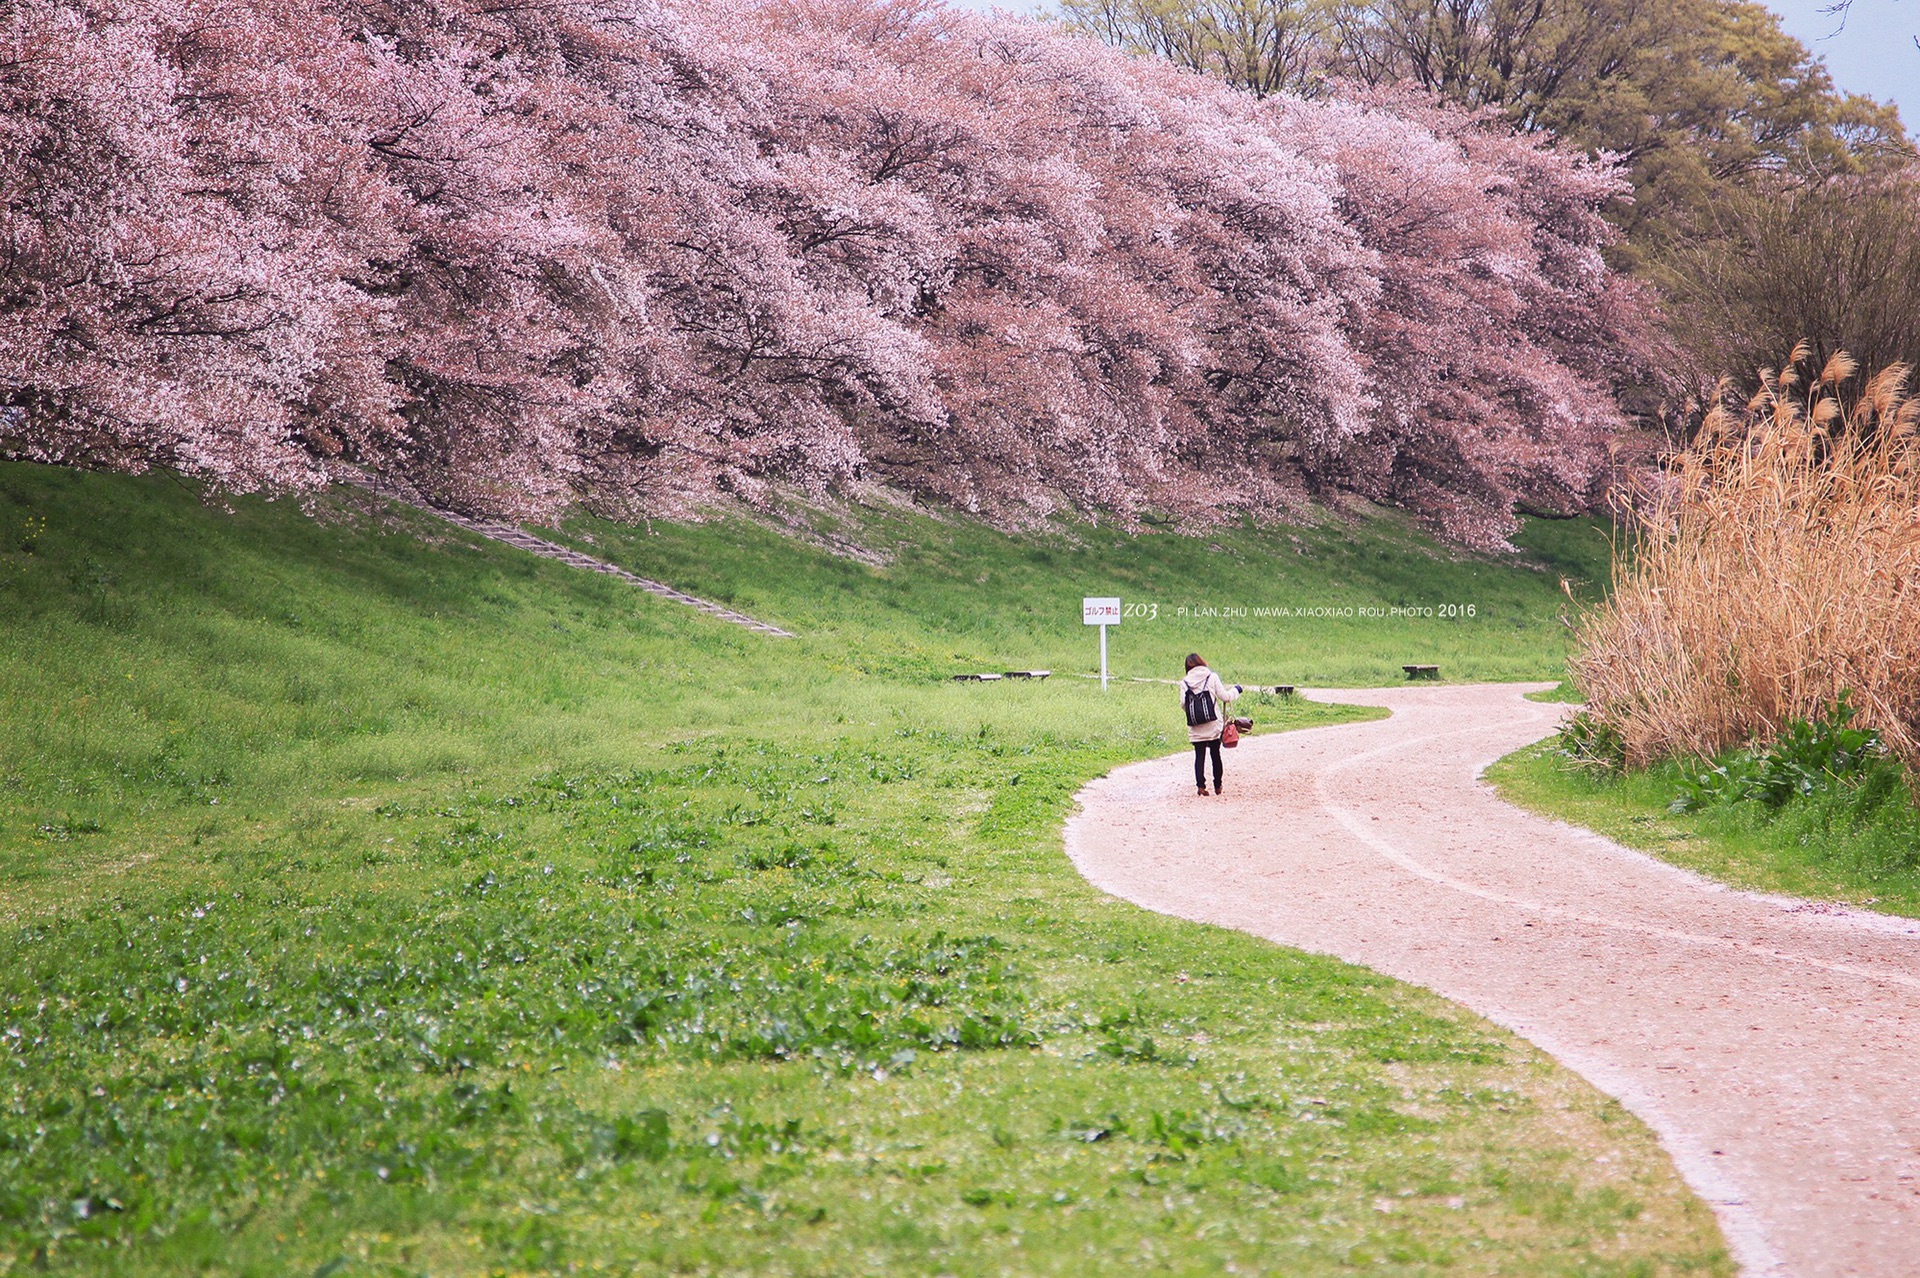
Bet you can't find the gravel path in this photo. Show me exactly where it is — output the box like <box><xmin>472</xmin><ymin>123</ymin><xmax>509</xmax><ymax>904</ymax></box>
<box><xmin>1064</xmin><ymin>682</ymin><xmax>1920</xmax><ymax>1278</ymax></box>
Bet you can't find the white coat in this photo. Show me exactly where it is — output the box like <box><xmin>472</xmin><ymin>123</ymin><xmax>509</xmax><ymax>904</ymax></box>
<box><xmin>1180</xmin><ymin>665</ymin><xmax>1238</xmax><ymax>743</ymax></box>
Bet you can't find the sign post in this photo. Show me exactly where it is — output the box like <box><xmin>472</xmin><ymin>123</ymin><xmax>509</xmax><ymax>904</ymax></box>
<box><xmin>1082</xmin><ymin>596</ymin><xmax>1121</xmax><ymax>689</ymax></box>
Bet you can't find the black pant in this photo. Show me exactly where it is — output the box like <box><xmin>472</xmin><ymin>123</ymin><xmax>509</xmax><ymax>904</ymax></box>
<box><xmin>1192</xmin><ymin>737</ymin><xmax>1222</xmax><ymax>790</ymax></box>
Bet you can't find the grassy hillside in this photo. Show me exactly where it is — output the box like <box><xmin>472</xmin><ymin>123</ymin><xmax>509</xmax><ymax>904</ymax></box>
<box><xmin>0</xmin><ymin>462</ymin><xmax>1724</xmax><ymax>1276</ymax></box>
<box><xmin>547</xmin><ymin>496</ymin><xmax>1610</xmax><ymax>689</ymax></box>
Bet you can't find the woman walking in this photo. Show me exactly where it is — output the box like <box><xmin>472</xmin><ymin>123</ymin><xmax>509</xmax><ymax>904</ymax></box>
<box><xmin>1180</xmin><ymin>653</ymin><xmax>1239</xmax><ymax>797</ymax></box>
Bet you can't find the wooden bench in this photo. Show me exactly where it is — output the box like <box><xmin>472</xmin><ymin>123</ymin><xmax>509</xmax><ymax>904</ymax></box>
<box><xmin>1268</xmin><ymin>684</ymin><xmax>1295</xmax><ymax>697</ymax></box>
<box><xmin>1003</xmin><ymin>670</ymin><xmax>1051</xmax><ymax>680</ymax></box>
<box><xmin>1402</xmin><ymin>664</ymin><xmax>1439</xmax><ymax>680</ymax></box>
<box><xmin>951</xmin><ymin>672</ymin><xmax>1005</xmax><ymax>682</ymax></box>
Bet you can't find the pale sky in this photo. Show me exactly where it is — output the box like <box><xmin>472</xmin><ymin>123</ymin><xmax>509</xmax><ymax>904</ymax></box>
<box><xmin>944</xmin><ymin>0</ymin><xmax>1918</xmax><ymax>134</ymax></box>
<box><xmin>1765</xmin><ymin>0</ymin><xmax>1916</xmax><ymax>132</ymax></box>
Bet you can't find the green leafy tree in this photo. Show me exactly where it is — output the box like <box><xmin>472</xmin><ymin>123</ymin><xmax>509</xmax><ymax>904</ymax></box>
<box><xmin>1063</xmin><ymin>0</ymin><xmax>1907</xmax><ymax>242</ymax></box>
<box><xmin>1529</xmin><ymin>0</ymin><xmax>1906</xmax><ymax>248</ymax></box>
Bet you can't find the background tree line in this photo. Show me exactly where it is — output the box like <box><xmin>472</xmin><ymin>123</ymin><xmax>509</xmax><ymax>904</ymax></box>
<box><xmin>5</xmin><ymin>0</ymin><xmax>1905</xmax><ymax>538</ymax></box>
<box><xmin>1060</xmin><ymin>0</ymin><xmax>1919</xmax><ymax>387</ymax></box>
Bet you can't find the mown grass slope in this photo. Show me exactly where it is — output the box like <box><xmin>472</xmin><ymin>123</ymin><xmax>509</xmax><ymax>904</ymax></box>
<box><xmin>0</xmin><ymin>463</ymin><xmax>1723</xmax><ymax>1276</ymax></box>
<box><xmin>549</xmin><ymin>496</ymin><xmax>1609</xmax><ymax>689</ymax></box>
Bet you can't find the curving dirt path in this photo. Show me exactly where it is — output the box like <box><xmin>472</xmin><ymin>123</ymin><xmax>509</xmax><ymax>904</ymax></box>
<box><xmin>1065</xmin><ymin>683</ymin><xmax>1920</xmax><ymax>1278</ymax></box>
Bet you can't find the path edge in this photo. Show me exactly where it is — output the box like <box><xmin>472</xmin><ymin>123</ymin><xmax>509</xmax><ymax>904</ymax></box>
<box><xmin>1060</xmin><ymin>693</ymin><xmax>1775</xmax><ymax>1277</ymax></box>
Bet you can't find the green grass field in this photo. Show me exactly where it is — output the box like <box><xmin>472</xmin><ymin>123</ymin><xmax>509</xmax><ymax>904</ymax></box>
<box><xmin>0</xmin><ymin>462</ymin><xmax>1728</xmax><ymax>1275</ymax></box>
<box><xmin>544</xmin><ymin>494</ymin><xmax>1610</xmax><ymax>689</ymax></box>
<box><xmin>1491</xmin><ymin>744</ymin><xmax>1920</xmax><ymax>918</ymax></box>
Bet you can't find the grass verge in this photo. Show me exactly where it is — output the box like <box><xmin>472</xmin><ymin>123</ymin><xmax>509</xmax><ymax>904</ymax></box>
<box><xmin>1489</xmin><ymin>745</ymin><xmax>1920</xmax><ymax>918</ymax></box>
<box><xmin>0</xmin><ymin>463</ymin><xmax>1725</xmax><ymax>1275</ymax></box>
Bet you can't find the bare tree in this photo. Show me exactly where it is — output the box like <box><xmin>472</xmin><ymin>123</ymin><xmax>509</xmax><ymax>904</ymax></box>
<box><xmin>1325</xmin><ymin>0</ymin><xmax>1644</xmax><ymax>129</ymax></box>
<box><xmin>1652</xmin><ymin>172</ymin><xmax>1920</xmax><ymax>384</ymax></box>
<box><xmin>1819</xmin><ymin>0</ymin><xmax>1918</xmax><ymax>51</ymax></box>
<box><xmin>1057</xmin><ymin>0</ymin><xmax>1336</xmax><ymax>95</ymax></box>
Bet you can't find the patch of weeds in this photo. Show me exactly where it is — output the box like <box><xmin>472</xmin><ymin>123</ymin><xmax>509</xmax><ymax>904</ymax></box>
<box><xmin>33</xmin><ymin>817</ymin><xmax>103</xmax><ymax>842</ymax></box>
<box><xmin>1555</xmin><ymin>709</ymin><xmax>1626</xmax><ymax>771</ymax></box>
<box><xmin>1670</xmin><ymin>693</ymin><xmax>1884</xmax><ymax>813</ymax></box>
<box><xmin>14</xmin><ymin>513</ymin><xmax>45</xmax><ymax>555</ymax></box>
<box><xmin>1144</xmin><ymin>1108</ymin><xmax>1236</xmax><ymax>1157</ymax></box>
<box><xmin>1524</xmin><ymin>680</ymin><xmax>1581</xmax><ymax>703</ymax></box>
<box><xmin>1491</xmin><ymin>736</ymin><xmax>1920</xmax><ymax>915</ymax></box>
<box><xmin>1059</xmin><ymin>1114</ymin><xmax>1126</xmax><ymax>1143</ymax></box>
<box><xmin>1092</xmin><ymin>1029</ymin><xmax>1181</xmax><ymax>1065</ymax></box>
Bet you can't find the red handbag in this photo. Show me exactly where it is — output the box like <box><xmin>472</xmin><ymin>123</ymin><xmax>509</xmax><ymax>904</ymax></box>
<box><xmin>1222</xmin><ymin>720</ymin><xmax>1240</xmax><ymax>748</ymax></box>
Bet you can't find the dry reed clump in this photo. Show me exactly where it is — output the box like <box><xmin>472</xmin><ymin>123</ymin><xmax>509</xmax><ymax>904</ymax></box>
<box><xmin>1572</xmin><ymin>345</ymin><xmax>1920</xmax><ymax>769</ymax></box>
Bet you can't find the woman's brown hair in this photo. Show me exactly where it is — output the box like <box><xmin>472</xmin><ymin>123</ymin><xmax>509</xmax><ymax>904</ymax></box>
<box><xmin>1185</xmin><ymin>653</ymin><xmax>1205</xmax><ymax>672</ymax></box>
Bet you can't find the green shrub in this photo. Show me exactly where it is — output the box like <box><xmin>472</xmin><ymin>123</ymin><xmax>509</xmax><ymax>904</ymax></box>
<box><xmin>1555</xmin><ymin>709</ymin><xmax>1627</xmax><ymax>770</ymax></box>
<box><xmin>1670</xmin><ymin>693</ymin><xmax>1884</xmax><ymax>813</ymax></box>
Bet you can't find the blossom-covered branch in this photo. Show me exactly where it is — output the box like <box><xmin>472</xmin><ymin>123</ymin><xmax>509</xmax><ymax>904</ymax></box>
<box><xmin>0</xmin><ymin>0</ymin><xmax>1657</xmax><ymax>545</ymax></box>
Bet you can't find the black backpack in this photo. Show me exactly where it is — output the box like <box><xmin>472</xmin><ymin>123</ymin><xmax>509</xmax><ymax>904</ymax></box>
<box><xmin>1183</xmin><ymin>679</ymin><xmax>1217</xmax><ymax>727</ymax></box>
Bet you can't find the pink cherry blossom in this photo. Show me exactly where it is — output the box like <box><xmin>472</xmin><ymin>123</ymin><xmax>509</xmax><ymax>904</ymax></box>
<box><xmin>0</xmin><ymin>0</ymin><xmax>1658</xmax><ymax>546</ymax></box>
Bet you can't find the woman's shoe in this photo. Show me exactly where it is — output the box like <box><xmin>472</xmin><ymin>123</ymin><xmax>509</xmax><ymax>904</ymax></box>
<box><xmin>1196</xmin><ymin>785</ymin><xmax>1210</xmax><ymax>797</ymax></box>
<box><xmin>1213</xmin><ymin>781</ymin><xmax>1224</xmax><ymax>795</ymax></box>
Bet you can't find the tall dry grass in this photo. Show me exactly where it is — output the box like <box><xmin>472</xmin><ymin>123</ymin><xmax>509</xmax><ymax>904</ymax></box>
<box><xmin>1574</xmin><ymin>346</ymin><xmax>1920</xmax><ymax>768</ymax></box>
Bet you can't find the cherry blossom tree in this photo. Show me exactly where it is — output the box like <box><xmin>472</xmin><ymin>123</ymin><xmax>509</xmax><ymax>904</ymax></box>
<box><xmin>0</xmin><ymin>0</ymin><xmax>1659</xmax><ymax>546</ymax></box>
<box><xmin>1273</xmin><ymin>90</ymin><xmax>1659</xmax><ymax>542</ymax></box>
<box><xmin>0</xmin><ymin>1</ymin><xmax>383</xmax><ymax>493</ymax></box>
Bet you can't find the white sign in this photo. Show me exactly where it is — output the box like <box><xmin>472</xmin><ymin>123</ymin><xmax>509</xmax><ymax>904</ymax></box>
<box><xmin>1084</xmin><ymin>597</ymin><xmax>1120</xmax><ymax>690</ymax></box>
